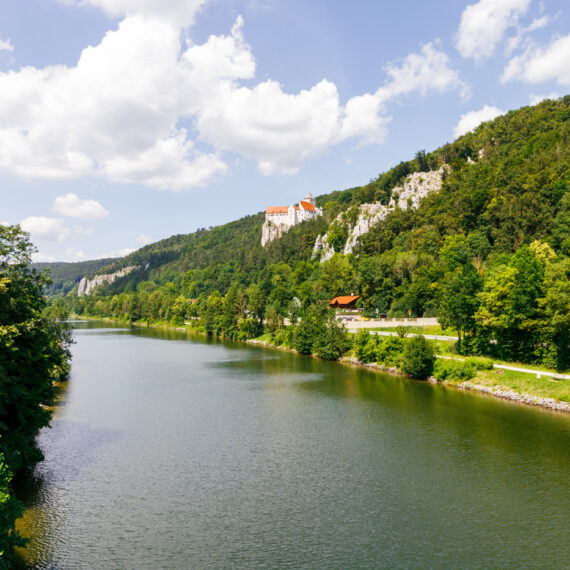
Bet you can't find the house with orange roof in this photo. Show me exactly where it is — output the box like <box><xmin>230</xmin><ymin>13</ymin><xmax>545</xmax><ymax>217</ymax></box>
<box><xmin>329</xmin><ymin>295</ymin><xmax>361</xmax><ymax>309</ymax></box>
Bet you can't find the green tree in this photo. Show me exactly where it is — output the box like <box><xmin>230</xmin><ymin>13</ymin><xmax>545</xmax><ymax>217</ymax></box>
<box><xmin>0</xmin><ymin>225</ymin><xmax>71</xmax><ymax>472</ymax></box>
<box><xmin>401</xmin><ymin>336</ymin><xmax>436</xmax><ymax>379</ymax></box>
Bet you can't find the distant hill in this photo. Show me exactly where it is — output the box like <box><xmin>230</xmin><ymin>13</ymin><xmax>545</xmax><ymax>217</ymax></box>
<box><xmin>46</xmin><ymin>96</ymin><xmax>569</xmax><ymax>302</ymax></box>
<box><xmin>32</xmin><ymin>258</ymin><xmax>115</xmax><ymax>297</ymax></box>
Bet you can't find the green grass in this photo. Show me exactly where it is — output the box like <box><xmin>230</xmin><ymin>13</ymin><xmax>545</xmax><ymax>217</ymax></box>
<box><xmin>253</xmin><ymin>333</ymin><xmax>273</xmax><ymax>344</ymax></box>
<box><xmin>367</xmin><ymin>325</ymin><xmax>457</xmax><ymax>336</ymax></box>
<box><xmin>446</xmin><ymin>368</ymin><xmax>570</xmax><ymax>403</ymax></box>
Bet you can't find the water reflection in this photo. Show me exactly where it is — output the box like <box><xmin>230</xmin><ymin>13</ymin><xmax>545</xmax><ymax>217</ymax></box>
<box><xmin>15</xmin><ymin>323</ymin><xmax>570</xmax><ymax>569</ymax></box>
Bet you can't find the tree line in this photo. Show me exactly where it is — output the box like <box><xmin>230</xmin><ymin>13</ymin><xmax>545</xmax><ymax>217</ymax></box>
<box><xmin>0</xmin><ymin>226</ymin><xmax>72</xmax><ymax>567</ymax></box>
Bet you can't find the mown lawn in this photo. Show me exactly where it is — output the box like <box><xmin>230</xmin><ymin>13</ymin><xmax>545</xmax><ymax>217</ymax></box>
<box><xmin>446</xmin><ymin>368</ymin><xmax>570</xmax><ymax>402</ymax></box>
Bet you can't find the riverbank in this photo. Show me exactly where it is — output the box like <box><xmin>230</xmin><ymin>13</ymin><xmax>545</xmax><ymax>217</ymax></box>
<box><xmin>246</xmin><ymin>338</ymin><xmax>570</xmax><ymax>414</ymax></box>
<box><xmin>71</xmin><ymin>317</ymin><xmax>569</xmax><ymax>414</ymax></box>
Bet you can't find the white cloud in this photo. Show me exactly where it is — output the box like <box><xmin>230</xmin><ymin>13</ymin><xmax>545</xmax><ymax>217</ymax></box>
<box><xmin>97</xmin><ymin>247</ymin><xmax>135</xmax><ymax>259</ymax></box>
<box><xmin>20</xmin><ymin>217</ymin><xmax>70</xmax><ymax>242</ymax></box>
<box><xmin>0</xmin><ymin>8</ymin><xmax>468</xmax><ymax>185</ymax></box>
<box><xmin>52</xmin><ymin>192</ymin><xmax>109</xmax><ymax>218</ymax></box>
<box><xmin>59</xmin><ymin>0</ymin><xmax>206</xmax><ymax>26</ymax></box>
<box><xmin>0</xmin><ymin>37</ymin><xmax>14</xmax><ymax>52</ymax></box>
<box><xmin>529</xmin><ymin>91</ymin><xmax>559</xmax><ymax>105</ymax></box>
<box><xmin>341</xmin><ymin>43</ymin><xmax>468</xmax><ymax>146</ymax></box>
<box><xmin>380</xmin><ymin>43</ymin><xmax>469</xmax><ymax>100</ymax></box>
<box><xmin>505</xmin><ymin>15</ymin><xmax>550</xmax><ymax>55</ymax></box>
<box><xmin>0</xmin><ymin>14</ymin><xmax>226</xmax><ymax>190</ymax></box>
<box><xmin>456</xmin><ymin>0</ymin><xmax>530</xmax><ymax>61</ymax></box>
<box><xmin>136</xmin><ymin>234</ymin><xmax>152</xmax><ymax>245</ymax></box>
<box><xmin>453</xmin><ymin>105</ymin><xmax>504</xmax><ymax>138</ymax></box>
<box><xmin>502</xmin><ymin>33</ymin><xmax>570</xmax><ymax>85</ymax></box>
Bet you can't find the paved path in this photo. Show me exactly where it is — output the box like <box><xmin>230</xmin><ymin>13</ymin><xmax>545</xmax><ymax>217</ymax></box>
<box><xmin>348</xmin><ymin>329</ymin><xmax>458</xmax><ymax>341</ymax></box>
<box><xmin>436</xmin><ymin>356</ymin><xmax>570</xmax><ymax>380</ymax></box>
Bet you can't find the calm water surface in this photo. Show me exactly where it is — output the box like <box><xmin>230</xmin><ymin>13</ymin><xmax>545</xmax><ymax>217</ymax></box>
<box><xmin>16</xmin><ymin>323</ymin><xmax>570</xmax><ymax>568</ymax></box>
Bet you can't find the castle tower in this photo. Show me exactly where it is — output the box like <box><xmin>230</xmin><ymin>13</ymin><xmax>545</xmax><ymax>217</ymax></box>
<box><xmin>303</xmin><ymin>193</ymin><xmax>316</xmax><ymax>207</ymax></box>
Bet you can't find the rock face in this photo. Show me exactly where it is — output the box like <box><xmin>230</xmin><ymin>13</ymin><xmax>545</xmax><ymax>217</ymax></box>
<box><xmin>78</xmin><ymin>266</ymin><xmax>139</xmax><ymax>296</ymax></box>
<box><xmin>315</xmin><ymin>168</ymin><xmax>445</xmax><ymax>260</ymax></box>
<box><xmin>312</xmin><ymin>233</ymin><xmax>335</xmax><ymax>262</ymax></box>
<box><xmin>261</xmin><ymin>220</ymin><xmax>289</xmax><ymax>247</ymax></box>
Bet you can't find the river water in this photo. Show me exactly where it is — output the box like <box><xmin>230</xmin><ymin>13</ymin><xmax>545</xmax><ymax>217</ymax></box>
<box><xmin>16</xmin><ymin>323</ymin><xmax>570</xmax><ymax>568</ymax></box>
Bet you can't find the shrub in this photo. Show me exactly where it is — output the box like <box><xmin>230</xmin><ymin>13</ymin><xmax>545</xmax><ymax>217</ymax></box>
<box><xmin>354</xmin><ymin>329</ymin><xmax>371</xmax><ymax>361</ymax></box>
<box><xmin>465</xmin><ymin>356</ymin><xmax>494</xmax><ymax>370</ymax></box>
<box><xmin>401</xmin><ymin>336</ymin><xmax>436</xmax><ymax>380</ymax></box>
<box><xmin>376</xmin><ymin>336</ymin><xmax>405</xmax><ymax>367</ymax></box>
<box><xmin>314</xmin><ymin>318</ymin><xmax>352</xmax><ymax>360</ymax></box>
<box><xmin>433</xmin><ymin>359</ymin><xmax>477</xmax><ymax>381</ymax></box>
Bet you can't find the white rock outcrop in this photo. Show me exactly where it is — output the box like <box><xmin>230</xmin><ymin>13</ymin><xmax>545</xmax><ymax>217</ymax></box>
<box><xmin>261</xmin><ymin>220</ymin><xmax>288</xmax><ymax>247</ymax></box>
<box><xmin>317</xmin><ymin>168</ymin><xmax>445</xmax><ymax>260</ymax></box>
<box><xmin>78</xmin><ymin>266</ymin><xmax>139</xmax><ymax>296</ymax></box>
<box><xmin>312</xmin><ymin>233</ymin><xmax>335</xmax><ymax>262</ymax></box>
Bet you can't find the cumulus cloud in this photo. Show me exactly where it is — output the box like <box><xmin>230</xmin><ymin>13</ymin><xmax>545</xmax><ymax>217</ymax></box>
<box><xmin>59</xmin><ymin>0</ymin><xmax>207</xmax><ymax>26</ymax></box>
<box><xmin>456</xmin><ymin>0</ymin><xmax>530</xmax><ymax>61</ymax></box>
<box><xmin>453</xmin><ymin>105</ymin><xmax>504</xmax><ymax>138</ymax></box>
<box><xmin>0</xmin><ymin>37</ymin><xmax>14</xmax><ymax>52</ymax></box>
<box><xmin>136</xmin><ymin>234</ymin><xmax>152</xmax><ymax>245</ymax></box>
<box><xmin>52</xmin><ymin>192</ymin><xmax>109</xmax><ymax>219</ymax></box>
<box><xmin>0</xmin><ymin>15</ymin><xmax>226</xmax><ymax>190</ymax></box>
<box><xmin>0</xmin><ymin>5</ymin><xmax>468</xmax><ymax>185</ymax></box>
<box><xmin>529</xmin><ymin>91</ymin><xmax>559</xmax><ymax>105</ymax></box>
<box><xmin>341</xmin><ymin>43</ymin><xmax>468</xmax><ymax>146</ymax></box>
<box><xmin>20</xmin><ymin>217</ymin><xmax>70</xmax><ymax>242</ymax></box>
<box><xmin>502</xmin><ymin>33</ymin><xmax>570</xmax><ymax>85</ymax></box>
<box><xmin>97</xmin><ymin>247</ymin><xmax>135</xmax><ymax>259</ymax></box>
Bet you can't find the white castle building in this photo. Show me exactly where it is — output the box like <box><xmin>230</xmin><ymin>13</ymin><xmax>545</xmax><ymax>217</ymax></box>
<box><xmin>261</xmin><ymin>193</ymin><xmax>323</xmax><ymax>246</ymax></box>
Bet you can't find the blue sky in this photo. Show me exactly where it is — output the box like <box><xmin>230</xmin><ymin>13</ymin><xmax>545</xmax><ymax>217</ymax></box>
<box><xmin>0</xmin><ymin>0</ymin><xmax>568</xmax><ymax>262</ymax></box>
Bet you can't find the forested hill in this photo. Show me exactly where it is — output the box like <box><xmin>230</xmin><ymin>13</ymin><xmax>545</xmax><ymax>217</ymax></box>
<box><xmin>58</xmin><ymin>96</ymin><xmax>570</xmax><ymax>370</ymax></box>
<box><xmin>32</xmin><ymin>258</ymin><xmax>115</xmax><ymax>297</ymax></box>
<box><xmin>53</xmin><ymin>96</ymin><xmax>569</xmax><ymax>299</ymax></box>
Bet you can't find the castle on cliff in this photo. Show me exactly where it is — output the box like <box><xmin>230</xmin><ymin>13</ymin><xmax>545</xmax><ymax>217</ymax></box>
<box><xmin>261</xmin><ymin>193</ymin><xmax>323</xmax><ymax>246</ymax></box>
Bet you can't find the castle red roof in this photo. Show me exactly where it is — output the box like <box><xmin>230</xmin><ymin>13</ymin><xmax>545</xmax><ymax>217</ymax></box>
<box><xmin>266</xmin><ymin>206</ymin><xmax>289</xmax><ymax>214</ymax></box>
<box><xmin>299</xmin><ymin>200</ymin><xmax>316</xmax><ymax>211</ymax></box>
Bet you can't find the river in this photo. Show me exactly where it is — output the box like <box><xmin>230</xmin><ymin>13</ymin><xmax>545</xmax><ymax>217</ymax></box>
<box><xmin>16</xmin><ymin>322</ymin><xmax>570</xmax><ymax>568</ymax></box>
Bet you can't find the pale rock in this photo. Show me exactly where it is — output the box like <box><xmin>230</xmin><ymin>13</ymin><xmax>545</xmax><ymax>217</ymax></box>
<box><xmin>321</xmin><ymin>168</ymin><xmax>446</xmax><ymax>259</ymax></box>
<box><xmin>312</xmin><ymin>233</ymin><xmax>334</xmax><ymax>261</ymax></box>
<box><xmin>78</xmin><ymin>265</ymin><xmax>139</xmax><ymax>296</ymax></box>
<box><xmin>261</xmin><ymin>220</ymin><xmax>290</xmax><ymax>247</ymax></box>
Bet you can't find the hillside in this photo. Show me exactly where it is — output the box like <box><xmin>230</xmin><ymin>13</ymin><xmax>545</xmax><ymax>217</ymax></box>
<box><xmin>32</xmin><ymin>258</ymin><xmax>115</xmax><ymax>297</ymax></box>
<box><xmin>54</xmin><ymin>96</ymin><xmax>569</xmax><ymax>370</ymax></box>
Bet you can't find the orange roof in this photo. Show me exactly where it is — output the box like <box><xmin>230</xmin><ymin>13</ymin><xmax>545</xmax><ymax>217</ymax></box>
<box><xmin>330</xmin><ymin>295</ymin><xmax>361</xmax><ymax>305</ymax></box>
<box><xmin>299</xmin><ymin>200</ymin><xmax>316</xmax><ymax>211</ymax></box>
<box><xmin>266</xmin><ymin>206</ymin><xmax>289</xmax><ymax>214</ymax></box>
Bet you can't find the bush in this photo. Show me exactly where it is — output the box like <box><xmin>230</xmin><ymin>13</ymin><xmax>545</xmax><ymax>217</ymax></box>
<box><xmin>465</xmin><ymin>356</ymin><xmax>494</xmax><ymax>370</ymax></box>
<box><xmin>433</xmin><ymin>359</ymin><xmax>477</xmax><ymax>382</ymax></box>
<box><xmin>376</xmin><ymin>336</ymin><xmax>405</xmax><ymax>368</ymax></box>
<box><xmin>401</xmin><ymin>336</ymin><xmax>436</xmax><ymax>380</ymax></box>
<box><xmin>314</xmin><ymin>319</ymin><xmax>352</xmax><ymax>360</ymax></box>
<box><xmin>354</xmin><ymin>329</ymin><xmax>371</xmax><ymax>360</ymax></box>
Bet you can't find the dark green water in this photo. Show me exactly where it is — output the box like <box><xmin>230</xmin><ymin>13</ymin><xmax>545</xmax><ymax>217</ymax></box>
<box><xmin>17</xmin><ymin>323</ymin><xmax>570</xmax><ymax>568</ymax></box>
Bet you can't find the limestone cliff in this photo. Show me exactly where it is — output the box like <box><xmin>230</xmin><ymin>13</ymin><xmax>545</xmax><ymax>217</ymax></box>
<box><xmin>312</xmin><ymin>233</ymin><xmax>335</xmax><ymax>262</ymax></box>
<box><xmin>78</xmin><ymin>266</ymin><xmax>139</xmax><ymax>296</ymax></box>
<box><xmin>261</xmin><ymin>220</ymin><xmax>290</xmax><ymax>247</ymax></box>
<box><xmin>315</xmin><ymin>168</ymin><xmax>445</xmax><ymax>261</ymax></box>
